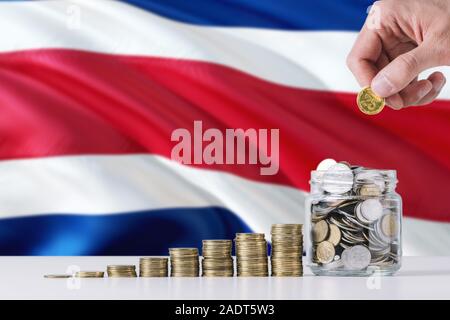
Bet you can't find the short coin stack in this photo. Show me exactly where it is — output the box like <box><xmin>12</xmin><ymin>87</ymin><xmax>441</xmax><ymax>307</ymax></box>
<box><xmin>75</xmin><ymin>271</ymin><xmax>104</xmax><ymax>278</ymax></box>
<box><xmin>271</xmin><ymin>224</ymin><xmax>303</xmax><ymax>277</ymax></box>
<box><xmin>139</xmin><ymin>257</ymin><xmax>168</xmax><ymax>277</ymax></box>
<box><xmin>107</xmin><ymin>265</ymin><xmax>137</xmax><ymax>277</ymax></box>
<box><xmin>235</xmin><ymin>233</ymin><xmax>268</xmax><ymax>277</ymax></box>
<box><xmin>169</xmin><ymin>248</ymin><xmax>199</xmax><ymax>277</ymax></box>
<box><xmin>202</xmin><ymin>240</ymin><xmax>233</xmax><ymax>277</ymax></box>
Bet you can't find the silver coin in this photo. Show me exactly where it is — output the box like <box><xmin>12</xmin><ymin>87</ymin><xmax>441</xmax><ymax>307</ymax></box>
<box><xmin>322</xmin><ymin>163</ymin><xmax>354</xmax><ymax>194</ymax></box>
<box><xmin>372</xmin><ymin>222</ymin><xmax>392</xmax><ymax>245</ymax></box>
<box><xmin>340</xmin><ymin>216</ymin><xmax>360</xmax><ymax>229</ymax></box>
<box><xmin>360</xmin><ymin>199</ymin><xmax>383</xmax><ymax>222</ymax></box>
<box><xmin>341</xmin><ymin>230</ymin><xmax>365</xmax><ymax>243</ymax></box>
<box><xmin>343</xmin><ymin>245</ymin><xmax>371</xmax><ymax>270</ymax></box>
<box><xmin>338</xmin><ymin>211</ymin><xmax>374</xmax><ymax>230</ymax></box>
<box><xmin>337</xmin><ymin>200</ymin><xmax>359</xmax><ymax>210</ymax></box>
<box><xmin>311</xmin><ymin>201</ymin><xmax>334</xmax><ymax>215</ymax></box>
<box><xmin>341</xmin><ymin>247</ymin><xmax>350</xmax><ymax>262</ymax></box>
<box><xmin>314</xmin><ymin>159</ymin><xmax>338</xmax><ymax>182</ymax></box>
<box><xmin>316</xmin><ymin>158</ymin><xmax>337</xmax><ymax>171</ymax></box>
<box><xmin>329</xmin><ymin>216</ymin><xmax>360</xmax><ymax>232</ymax></box>
<box><xmin>355</xmin><ymin>203</ymin><xmax>371</xmax><ymax>224</ymax></box>
<box><xmin>368</xmin><ymin>228</ymin><xmax>390</xmax><ymax>248</ymax></box>
<box><xmin>369</xmin><ymin>246</ymin><xmax>391</xmax><ymax>256</ymax></box>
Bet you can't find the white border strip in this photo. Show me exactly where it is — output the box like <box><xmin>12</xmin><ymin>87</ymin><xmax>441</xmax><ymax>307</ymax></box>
<box><xmin>1</xmin><ymin>0</ymin><xmax>449</xmax><ymax>98</ymax></box>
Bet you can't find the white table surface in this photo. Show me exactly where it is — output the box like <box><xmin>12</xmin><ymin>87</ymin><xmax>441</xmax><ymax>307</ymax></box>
<box><xmin>1</xmin><ymin>256</ymin><xmax>449</xmax><ymax>300</ymax></box>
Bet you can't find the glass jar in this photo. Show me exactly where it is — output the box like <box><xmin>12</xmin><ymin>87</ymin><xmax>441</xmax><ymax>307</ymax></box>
<box><xmin>305</xmin><ymin>163</ymin><xmax>402</xmax><ymax>276</ymax></box>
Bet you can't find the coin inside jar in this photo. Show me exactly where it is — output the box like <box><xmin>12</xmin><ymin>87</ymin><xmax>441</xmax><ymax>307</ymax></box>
<box><xmin>326</xmin><ymin>224</ymin><xmax>341</xmax><ymax>246</ymax></box>
<box><xmin>380</xmin><ymin>213</ymin><xmax>398</xmax><ymax>238</ymax></box>
<box><xmin>312</xmin><ymin>220</ymin><xmax>329</xmax><ymax>243</ymax></box>
<box><xmin>316</xmin><ymin>241</ymin><xmax>335</xmax><ymax>264</ymax></box>
<box><xmin>322</xmin><ymin>163</ymin><xmax>354</xmax><ymax>194</ymax></box>
<box><xmin>357</xmin><ymin>184</ymin><xmax>382</xmax><ymax>197</ymax></box>
<box><xmin>342</xmin><ymin>245</ymin><xmax>371</xmax><ymax>270</ymax></box>
<box><xmin>316</xmin><ymin>158</ymin><xmax>337</xmax><ymax>172</ymax></box>
<box><xmin>354</xmin><ymin>170</ymin><xmax>386</xmax><ymax>193</ymax></box>
<box><xmin>309</xmin><ymin>161</ymin><xmax>401</xmax><ymax>275</ymax></box>
<box><xmin>356</xmin><ymin>199</ymin><xmax>383</xmax><ymax>223</ymax></box>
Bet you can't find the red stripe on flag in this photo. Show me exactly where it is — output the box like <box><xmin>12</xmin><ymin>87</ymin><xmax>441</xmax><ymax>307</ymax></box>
<box><xmin>1</xmin><ymin>49</ymin><xmax>450</xmax><ymax>221</ymax></box>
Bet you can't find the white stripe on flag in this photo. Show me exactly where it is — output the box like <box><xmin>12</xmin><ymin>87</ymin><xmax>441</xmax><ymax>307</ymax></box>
<box><xmin>0</xmin><ymin>155</ymin><xmax>304</xmax><ymax>237</ymax></box>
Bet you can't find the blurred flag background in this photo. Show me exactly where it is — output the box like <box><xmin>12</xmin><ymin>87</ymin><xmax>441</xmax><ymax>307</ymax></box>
<box><xmin>0</xmin><ymin>0</ymin><xmax>449</xmax><ymax>255</ymax></box>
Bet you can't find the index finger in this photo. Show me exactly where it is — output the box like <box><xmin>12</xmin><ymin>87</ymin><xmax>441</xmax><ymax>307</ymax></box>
<box><xmin>346</xmin><ymin>25</ymin><xmax>383</xmax><ymax>87</ymax></box>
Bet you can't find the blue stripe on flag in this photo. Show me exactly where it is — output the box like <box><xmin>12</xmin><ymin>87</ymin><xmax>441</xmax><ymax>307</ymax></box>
<box><xmin>122</xmin><ymin>0</ymin><xmax>372</xmax><ymax>30</ymax></box>
<box><xmin>0</xmin><ymin>207</ymin><xmax>251</xmax><ymax>255</ymax></box>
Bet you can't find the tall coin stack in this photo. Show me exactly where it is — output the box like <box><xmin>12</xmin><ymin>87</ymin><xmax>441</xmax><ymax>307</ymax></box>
<box><xmin>139</xmin><ymin>257</ymin><xmax>168</xmax><ymax>277</ymax></box>
<box><xmin>235</xmin><ymin>233</ymin><xmax>268</xmax><ymax>277</ymax></box>
<box><xmin>169</xmin><ymin>248</ymin><xmax>200</xmax><ymax>277</ymax></box>
<box><xmin>271</xmin><ymin>224</ymin><xmax>303</xmax><ymax>276</ymax></box>
<box><xmin>202</xmin><ymin>240</ymin><xmax>234</xmax><ymax>277</ymax></box>
<box><xmin>107</xmin><ymin>265</ymin><xmax>137</xmax><ymax>277</ymax></box>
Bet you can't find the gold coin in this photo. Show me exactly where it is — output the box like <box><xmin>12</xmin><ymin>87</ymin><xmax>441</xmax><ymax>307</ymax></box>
<box><xmin>140</xmin><ymin>257</ymin><xmax>168</xmax><ymax>262</ymax></box>
<box><xmin>326</xmin><ymin>224</ymin><xmax>341</xmax><ymax>246</ymax></box>
<box><xmin>381</xmin><ymin>213</ymin><xmax>398</xmax><ymax>238</ymax></box>
<box><xmin>169</xmin><ymin>248</ymin><xmax>198</xmax><ymax>256</ymax></box>
<box><xmin>358</xmin><ymin>184</ymin><xmax>382</xmax><ymax>197</ymax></box>
<box><xmin>44</xmin><ymin>274</ymin><xmax>71</xmax><ymax>278</ymax></box>
<box><xmin>312</xmin><ymin>220</ymin><xmax>329</xmax><ymax>243</ymax></box>
<box><xmin>316</xmin><ymin>241</ymin><xmax>335</xmax><ymax>264</ymax></box>
<box><xmin>107</xmin><ymin>265</ymin><xmax>136</xmax><ymax>269</ymax></box>
<box><xmin>75</xmin><ymin>271</ymin><xmax>104</xmax><ymax>278</ymax></box>
<box><xmin>235</xmin><ymin>233</ymin><xmax>265</xmax><ymax>240</ymax></box>
<box><xmin>203</xmin><ymin>239</ymin><xmax>232</xmax><ymax>244</ymax></box>
<box><xmin>357</xmin><ymin>86</ymin><xmax>385</xmax><ymax>115</ymax></box>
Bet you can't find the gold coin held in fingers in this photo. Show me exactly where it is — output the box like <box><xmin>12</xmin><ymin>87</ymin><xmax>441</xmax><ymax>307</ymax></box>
<box><xmin>357</xmin><ymin>86</ymin><xmax>385</xmax><ymax>115</ymax></box>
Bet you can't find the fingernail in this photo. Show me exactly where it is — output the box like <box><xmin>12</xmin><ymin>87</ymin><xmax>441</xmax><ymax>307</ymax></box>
<box><xmin>372</xmin><ymin>74</ymin><xmax>394</xmax><ymax>97</ymax></box>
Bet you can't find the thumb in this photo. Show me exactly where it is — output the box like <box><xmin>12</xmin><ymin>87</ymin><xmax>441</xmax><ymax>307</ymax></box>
<box><xmin>371</xmin><ymin>45</ymin><xmax>436</xmax><ymax>97</ymax></box>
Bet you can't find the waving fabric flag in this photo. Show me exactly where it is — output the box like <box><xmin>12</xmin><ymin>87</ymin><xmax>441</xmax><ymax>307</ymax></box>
<box><xmin>0</xmin><ymin>0</ymin><xmax>449</xmax><ymax>255</ymax></box>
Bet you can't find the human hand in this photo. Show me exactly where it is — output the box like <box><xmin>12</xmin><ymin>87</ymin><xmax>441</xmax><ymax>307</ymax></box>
<box><xmin>347</xmin><ymin>0</ymin><xmax>450</xmax><ymax>109</ymax></box>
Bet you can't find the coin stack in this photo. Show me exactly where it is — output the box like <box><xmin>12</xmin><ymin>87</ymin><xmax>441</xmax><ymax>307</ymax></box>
<box><xmin>106</xmin><ymin>265</ymin><xmax>137</xmax><ymax>277</ymax></box>
<box><xmin>311</xmin><ymin>160</ymin><xmax>400</xmax><ymax>272</ymax></box>
<box><xmin>270</xmin><ymin>224</ymin><xmax>303</xmax><ymax>277</ymax></box>
<box><xmin>235</xmin><ymin>233</ymin><xmax>268</xmax><ymax>277</ymax></box>
<box><xmin>202</xmin><ymin>240</ymin><xmax>234</xmax><ymax>277</ymax></box>
<box><xmin>139</xmin><ymin>257</ymin><xmax>168</xmax><ymax>277</ymax></box>
<box><xmin>169</xmin><ymin>248</ymin><xmax>200</xmax><ymax>277</ymax></box>
<box><xmin>75</xmin><ymin>271</ymin><xmax>104</xmax><ymax>278</ymax></box>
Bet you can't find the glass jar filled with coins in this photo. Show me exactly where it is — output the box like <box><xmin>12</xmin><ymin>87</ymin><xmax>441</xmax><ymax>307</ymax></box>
<box><xmin>305</xmin><ymin>160</ymin><xmax>402</xmax><ymax>276</ymax></box>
